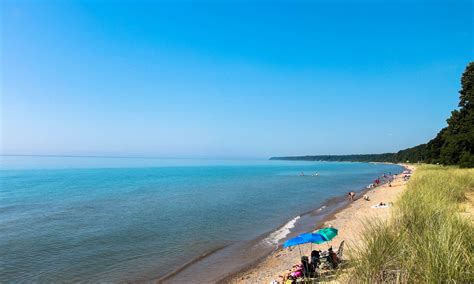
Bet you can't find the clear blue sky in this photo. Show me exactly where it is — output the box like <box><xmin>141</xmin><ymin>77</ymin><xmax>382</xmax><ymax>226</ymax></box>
<box><xmin>1</xmin><ymin>0</ymin><xmax>473</xmax><ymax>158</ymax></box>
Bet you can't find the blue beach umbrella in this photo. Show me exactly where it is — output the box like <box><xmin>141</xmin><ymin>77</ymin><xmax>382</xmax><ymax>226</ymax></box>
<box><xmin>283</xmin><ymin>233</ymin><xmax>314</xmax><ymax>257</ymax></box>
<box><xmin>283</xmin><ymin>233</ymin><xmax>313</xmax><ymax>248</ymax></box>
<box><xmin>283</xmin><ymin>230</ymin><xmax>338</xmax><ymax>257</ymax></box>
<box><xmin>308</xmin><ymin>233</ymin><xmax>329</xmax><ymax>244</ymax></box>
<box><xmin>283</xmin><ymin>232</ymin><xmax>328</xmax><ymax>248</ymax></box>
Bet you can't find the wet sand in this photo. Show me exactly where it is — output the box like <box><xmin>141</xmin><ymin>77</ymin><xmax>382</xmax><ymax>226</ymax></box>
<box><xmin>228</xmin><ymin>164</ymin><xmax>416</xmax><ymax>283</ymax></box>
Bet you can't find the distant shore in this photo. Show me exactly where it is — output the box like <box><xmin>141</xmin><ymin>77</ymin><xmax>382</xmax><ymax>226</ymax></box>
<box><xmin>226</xmin><ymin>164</ymin><xmax>415</xmax><ymax>283</ymax></box>
<box><xmin>269</xmin><ymin>154</ymin><xmax>399</xmax><ymax>163</ymax></box>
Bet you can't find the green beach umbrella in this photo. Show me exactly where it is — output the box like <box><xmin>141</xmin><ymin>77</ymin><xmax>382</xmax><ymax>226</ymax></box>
<box><xmin>308</xmin><ymin>227</ymin><xmax>338</xmax><ymax>252</ymax></box>
<box><xmin>313</xmin><ymin>227</ymin><xmax>338</xmax><ymax>243</ymax></box>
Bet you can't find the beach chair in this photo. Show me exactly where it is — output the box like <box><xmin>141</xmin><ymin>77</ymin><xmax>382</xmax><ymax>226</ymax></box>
<box><xmin>336</xmin><ymin>240</ymin><xmax>344</xmax><ymax>260</ymax></box>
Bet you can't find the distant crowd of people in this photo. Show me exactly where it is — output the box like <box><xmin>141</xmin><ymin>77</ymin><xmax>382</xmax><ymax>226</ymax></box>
<box><xmin>347</xmin><ymin>172</ymin><xmax>404</xmax><ymax>202</ymax></box>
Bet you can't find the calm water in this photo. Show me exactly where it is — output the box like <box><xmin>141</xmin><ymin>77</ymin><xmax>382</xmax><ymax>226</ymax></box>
<box><xmin>0</xmin><ymin>156</ymin><xmax>402</xmax><ymax>282</ymax></box>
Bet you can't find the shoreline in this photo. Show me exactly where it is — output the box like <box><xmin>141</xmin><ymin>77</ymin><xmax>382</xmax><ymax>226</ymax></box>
<box><xmin>159</xmin><ymin>189</ymin><xmax>354</xmax><ymax>283</ymax></box>
<box><xmin>159</xmin><ymin>163</ymin><xmax>406</xmax><ymax>283</ymax></box>
<box><xmin>217</xmin><ymin>196</ymin><xmax>350</xmax><ymax>284</ymax></box>
<box><xmin>226</xmin><ymin>163</ymin><xmax>413</xmax><ymax>283</ymax></box>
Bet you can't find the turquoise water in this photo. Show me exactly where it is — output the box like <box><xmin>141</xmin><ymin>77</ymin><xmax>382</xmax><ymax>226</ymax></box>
<box><xmin>0</xmin><ymin>156</ymin><xmax>402</xmax><ymax>282</ymax></box>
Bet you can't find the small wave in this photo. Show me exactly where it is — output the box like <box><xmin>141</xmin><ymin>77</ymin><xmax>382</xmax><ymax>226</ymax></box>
<box><xmin>263</xmin><ymin>216</ymin><xmax>300</xmax><ymax>246</ymax></box>
<box><xmin>317</xmin><ymin>205</ymin><xmax>327</xmax><ymax>211</ymax></box>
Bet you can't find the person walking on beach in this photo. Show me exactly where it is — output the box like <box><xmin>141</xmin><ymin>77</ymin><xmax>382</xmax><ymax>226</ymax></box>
<box><xmin>348</xmin><ymin>191</ymin><xmax>355</xmax><ymax>201</ymax></box>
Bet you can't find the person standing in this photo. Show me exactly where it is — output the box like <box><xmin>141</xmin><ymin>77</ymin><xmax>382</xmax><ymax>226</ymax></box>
<box><xmin>348</xmin><ymin>191</ymin><xmax>355</xmax><ymax>201</ymax></box>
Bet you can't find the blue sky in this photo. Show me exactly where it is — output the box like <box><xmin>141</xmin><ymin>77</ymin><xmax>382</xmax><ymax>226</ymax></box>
<box><xmin>1</xmin><ymin>0</ymin><xmax>473</xmax><ymax>158</ymax></box>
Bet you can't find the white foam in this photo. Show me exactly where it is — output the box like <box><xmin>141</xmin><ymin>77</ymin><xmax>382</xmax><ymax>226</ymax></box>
<box><xmin>263</xmin><ymin>215</ymin><xmax>300</xmax><ymax>246</ymax></box>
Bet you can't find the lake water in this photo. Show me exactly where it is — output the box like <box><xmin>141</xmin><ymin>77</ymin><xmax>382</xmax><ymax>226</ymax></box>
<box><xmin>0</xmin><ymin>156</ymin><xmax>402</xmax><ymax>282</ymax></box>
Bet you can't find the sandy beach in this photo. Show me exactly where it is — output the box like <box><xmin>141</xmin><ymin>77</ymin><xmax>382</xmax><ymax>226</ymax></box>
<box><xmin>229</xmin><ymin>164</ymin><xmax>416</xmax><ymax>284</ymax></box>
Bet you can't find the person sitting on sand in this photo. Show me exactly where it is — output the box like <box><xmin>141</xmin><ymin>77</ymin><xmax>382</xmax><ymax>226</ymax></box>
<box><xmin>327</xmin><ymin>247</ymin><xmax>340</xmax><ymax>269</ymax></box>
<box><xmin>363</xmin><ymin>194</ymin><xmax>370</xmax><ymax>201</ymax></box>
<box><xmin>301</xmin><ymin>256</ymin><xmax>314</xmax><ymax>277</ymax></box>
<box><xmin>280</xmin><ymin>255</ymin><xmax>314</xmax><ymax>282</ymax></box>
<box><xmin>310</xmin><ymin>250</ymin><xmax>321</xmax><ymax>271</ymax></box>
<box><xmin>279</xmin><ymin>264</ymin><xmax>302</xmax><ymax>282</ymax></box>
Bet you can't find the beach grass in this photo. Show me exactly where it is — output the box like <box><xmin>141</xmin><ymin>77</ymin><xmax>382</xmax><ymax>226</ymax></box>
<box><xmin>351</xmin><ymin>165</ymin><xmax>474</xmax><ymax>283</ymax></box>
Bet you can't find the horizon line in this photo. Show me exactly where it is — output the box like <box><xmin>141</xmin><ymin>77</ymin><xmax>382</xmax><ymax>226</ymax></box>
<box><xmin>0</xmin><ymin>154</ymin><xmax>270</xmax><ymax>160</ymax></box>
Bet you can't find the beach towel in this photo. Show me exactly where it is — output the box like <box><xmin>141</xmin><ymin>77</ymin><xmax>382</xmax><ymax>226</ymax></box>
<box><xmin>371</xmin><ymin>204</ymin><xmax>391</xmax><ymax>209</ymax></box>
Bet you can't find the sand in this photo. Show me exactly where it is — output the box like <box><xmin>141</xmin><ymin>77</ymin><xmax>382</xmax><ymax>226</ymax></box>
<box><xmin>228</xmin><ymin>164</ymin><xmax>416</xmax><ymax>284</ymax></box>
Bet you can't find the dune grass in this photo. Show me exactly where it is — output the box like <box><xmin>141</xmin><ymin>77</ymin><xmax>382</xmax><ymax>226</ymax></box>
<box><xmin>351</xmin><ymin>165</ymin><xmax>474</xmax><ymax>283</ymax></box>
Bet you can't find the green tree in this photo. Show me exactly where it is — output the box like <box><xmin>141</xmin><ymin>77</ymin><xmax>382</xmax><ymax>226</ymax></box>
<box><xmin>439</xmin><ymin>62</ymin><xmax>474</xmax><ymax>167</ymax></box>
